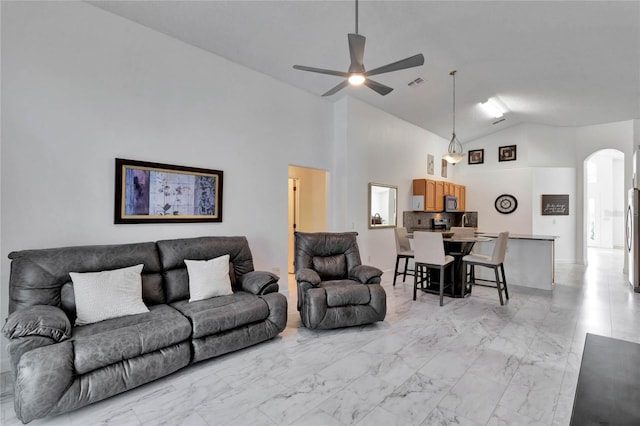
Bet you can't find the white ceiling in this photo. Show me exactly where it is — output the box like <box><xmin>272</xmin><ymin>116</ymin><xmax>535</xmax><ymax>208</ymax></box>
<box><xmin>89</xmin><ymin>0</ymin><xmax>640</xmax><ymax>142</ymax></box>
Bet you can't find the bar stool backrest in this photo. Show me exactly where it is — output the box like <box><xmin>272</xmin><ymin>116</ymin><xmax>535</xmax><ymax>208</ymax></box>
<box><xmin>450</xmin><ymin>227</ymin><xmax>474</xmax><ymax>237</ymax></box>
<box><xmin>491</xmin><ymin>232</ymin><xmax>510</xmax><ymax>264</ymax></box>
<box><xmin>394</xmin><ymin>227</ymin><xmax>412</xmax><ymax>253</ymax></box>
<box><xmin>413</xmin><ymin>231</ymin><xmax>446</xmax><ymax>265</ymax></box>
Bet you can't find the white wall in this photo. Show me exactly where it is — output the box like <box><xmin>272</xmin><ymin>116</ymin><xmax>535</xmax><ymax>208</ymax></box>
<box><xmin>1</xmin><ymin>1</ymin><xmax>333</xmax><ymax>371</ymax></box>
<box><xmin>532</xmin><ymin>168</ymin><xmax>576</xmax><ymax>263</ymax></box>
<box><xmin>334</xmin><ymin>98</ymin><xmax>450</xmax><ymax>272</ymax></box>
<box><xmin>456</xmin><ymin>122</ymin><xmax>636</xmax><ymax>264</ymax></box>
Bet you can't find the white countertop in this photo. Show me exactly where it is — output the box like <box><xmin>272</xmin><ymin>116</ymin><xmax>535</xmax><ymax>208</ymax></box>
<box><xmin>475</xmin><ymin>232</ymin><xmax>558</xmax><ymax>241</ymax></box>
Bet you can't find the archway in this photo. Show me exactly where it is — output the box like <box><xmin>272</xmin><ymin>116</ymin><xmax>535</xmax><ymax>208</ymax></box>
<box><xmin>584</xmin><ymin>149</ymin><xmax>625</xmax><ymax>263</ymax></box>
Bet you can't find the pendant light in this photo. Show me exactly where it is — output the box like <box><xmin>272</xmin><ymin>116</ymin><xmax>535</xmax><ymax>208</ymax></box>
<box><xmin>442</xmin><ymin>70</ymin><xmax>464</xmax><ymax>164</ymax></box>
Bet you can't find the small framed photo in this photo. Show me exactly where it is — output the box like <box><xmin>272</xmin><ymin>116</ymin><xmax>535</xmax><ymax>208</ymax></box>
<box><xmin>499</xmin><ymin>145</ymin><xmax>517</xmax><ymax>162</ymax></box>
<box><xmin>441</xmin><ymin>159</ymin><xmax>448</xmax><ymax>178</ymax></box>
<box><xmin>427</xmin><ymin>154</ymin><xmax>434</xmax><ymax>175</ymax></box>
<box><xmin>468</xmin><ymin>149</ymin><xmax>484</xmax><ymax>165</ymax></box>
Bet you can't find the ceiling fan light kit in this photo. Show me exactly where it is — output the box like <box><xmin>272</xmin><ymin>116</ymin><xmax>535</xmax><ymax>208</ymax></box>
<box><xmin>443</xmin><ymin>70</ymin><xmax>465</xmax><ymax>165</ymax></box>
<box><xmin>293</xmin><ymin>0</ymin><xmax>424</xmax><ymax>96</ymax></box>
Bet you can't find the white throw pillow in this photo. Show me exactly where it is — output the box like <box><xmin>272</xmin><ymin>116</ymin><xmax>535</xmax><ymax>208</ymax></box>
<box><xmin>185</xmin><ymin>255</ymin><xmax>233</xmax><ymax>302</ymax></box>
<box><xmin>70</xmin><ymin>264</ymin><xmax>149</xmax><ymax>326</ymax></box>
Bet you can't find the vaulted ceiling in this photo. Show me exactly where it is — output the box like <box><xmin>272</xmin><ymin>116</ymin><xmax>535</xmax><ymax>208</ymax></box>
<box><xmin>90</xmin><ymin>1</ymin><xmax>640</xmax><ymax>142</ymax></box>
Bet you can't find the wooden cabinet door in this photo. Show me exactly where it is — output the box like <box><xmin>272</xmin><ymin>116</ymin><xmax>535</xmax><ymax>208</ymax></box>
<box><xmin>412</xmin><ymin>179</ymin><xmax>427</xmax><ymax>211</ymax></box>
<box><xmin>435</xmin><ymin>181</ymin><xmax>444</xmax><ymax>211</ymax></box>
<box><xmin>459</xmin><ymin>185</ymin><xmax>466</xmax><ymax>211</ymax></box>
<box><xmin>454</xmin><ymin>184</ymin><xmax>462</xmax><ymax>200</ymax></box>
<box><xmin>425</xmin><ymin>179</ymin><xmax>436</xmax><ymax>211</ymax></box>
<box><xmin>443</xmin><ymin>182</ymin><xmax>452</xmax><ymax>196</ymax></box>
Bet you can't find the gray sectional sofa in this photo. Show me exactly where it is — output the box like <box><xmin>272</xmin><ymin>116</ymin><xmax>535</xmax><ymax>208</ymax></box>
<box><xmin>2</xmin><ymin>236</ymin><xmax>287</xmax><ymax>423</ymax></box>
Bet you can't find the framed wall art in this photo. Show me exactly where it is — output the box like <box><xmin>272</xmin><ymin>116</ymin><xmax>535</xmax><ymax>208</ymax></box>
<box><xmin>115</xmin><ymin>158</ymin><xmax>223</xmax><ymax>224</ymax></box>
<box><xmin>427</xmin><ymin>154</ymin><xmax>435</xmax><ymax>175</ymax></box>
<box><xmin>441</xmin><ymin>159</ymin><xmax>448</xmax><ymax>178</ymax></box>
<box><xmin>499</xmin><ymin>145</ymin><xmax>517</xmax><ymax>162</ymax></box>
<box><xmin>541</xmin><ymin>194</ymin><xmax>569</xmax><ymax>216</ymax></box>
<box><xmin>468</xmin><ymin>149</ymin><xmax>484</xmax><ymax>165</ymax></box>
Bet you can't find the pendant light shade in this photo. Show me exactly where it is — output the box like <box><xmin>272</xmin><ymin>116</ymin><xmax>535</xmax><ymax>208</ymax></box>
<box><xmin>443</xmin><ymin>70</ymin><xmax>464</xmax><ymax>164</ymax></box>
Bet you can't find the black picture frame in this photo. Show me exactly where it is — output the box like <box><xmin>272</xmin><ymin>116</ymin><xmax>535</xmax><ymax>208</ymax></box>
<box><xmin>468</xmin><ymin>149</ymin><xmax>484</xmax><ymax>165</ymax></box>
<box><xmin>499</xmin><ymin>145</ymin><xmax>517</xmax><ymax>162</ymax></box>
<box><xmin>541</xmin><ymin>194</ymin><xmax>569</xmax><ymax>216</ymax></box>
<box><xmin>115</xmin><ymin>158</ymin><xmax>223</xmax><ymax>224</ymax></box>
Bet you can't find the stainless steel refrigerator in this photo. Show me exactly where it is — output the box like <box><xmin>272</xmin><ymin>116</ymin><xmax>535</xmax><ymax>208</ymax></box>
<box><xmin>626</xmin><ymin>188</ymin><xmax>640</xmax><ymax>292</ymax></box>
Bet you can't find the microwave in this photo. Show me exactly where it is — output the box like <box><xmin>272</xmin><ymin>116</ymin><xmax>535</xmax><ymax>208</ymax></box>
<box><xmin>444</xmin><ymin>195</ymin><xmax>459</xmax><ymax>212</ymax></box>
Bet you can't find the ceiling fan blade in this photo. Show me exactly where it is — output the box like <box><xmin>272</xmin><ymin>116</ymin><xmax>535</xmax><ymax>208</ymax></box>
<box><xmin>364</xmin><ymin>79</ymin><xmax>394</xmax><ymax>96</ymax></box>
<box><xmin>365</xmin><ymin>53</ymin><xmax>425</xmax><ymax>77</ymax></box>
<box><xmin>322</xmin><ymin>80</ymin><xmax>349</xmax><ymax>97</ymax></box>
<box><xmin>293</xmin><ymin>65</ymin><xmax>348</xmax><ymax>78</ymax></box>
<box><xmin>348</xmin><ymin>33</ymin><xmax>366</xmax><ymax>73</ymax></box>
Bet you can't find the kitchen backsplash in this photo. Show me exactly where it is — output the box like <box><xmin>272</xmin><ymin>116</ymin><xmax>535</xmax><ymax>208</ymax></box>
<box><xmin>403</xmin><ymin>211</ymin><xmax>478</xmax><ymax>232</ymax></box>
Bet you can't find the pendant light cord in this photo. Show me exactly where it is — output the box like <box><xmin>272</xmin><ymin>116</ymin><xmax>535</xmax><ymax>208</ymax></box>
<box><xmin>355</xmin><ymin>0</ymin><xmax>359</xmax><ymax>34</ymax></box>
<box><xmin>450</xmin><ymin>70</ymin><xmax>457</xmax><ymax>135</ymax></box>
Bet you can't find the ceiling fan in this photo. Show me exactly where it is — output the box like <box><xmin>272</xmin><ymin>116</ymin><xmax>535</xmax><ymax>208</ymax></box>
<box><xmin>293</xmin><ymin>0</ymin><xmax>425</xmax><ymax>97</ymax></box>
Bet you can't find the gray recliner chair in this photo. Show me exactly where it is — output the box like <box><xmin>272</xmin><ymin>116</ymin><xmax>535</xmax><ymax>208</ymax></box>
<box><xmin>294</xmin><ymin>232</ymin><xmax>386</xmax><ymax>329</ymax></box>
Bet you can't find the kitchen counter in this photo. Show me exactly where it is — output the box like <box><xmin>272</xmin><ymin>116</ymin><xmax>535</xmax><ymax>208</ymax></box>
<box><xmin>475</xmin><ymin>232</ymin><xmax>558</xmax><ymax>241</ymax></box>
<box><xmin>472</xmin><ymin>234</ymin><xmax>557</xmax><ymax>291</ymax></box>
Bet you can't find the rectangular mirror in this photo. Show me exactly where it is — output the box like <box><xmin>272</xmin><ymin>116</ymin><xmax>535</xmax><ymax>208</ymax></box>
<box><xmin>369</xmin><ymin>183</ymin><xmax>398</xmax><ymax>229</ymax></box>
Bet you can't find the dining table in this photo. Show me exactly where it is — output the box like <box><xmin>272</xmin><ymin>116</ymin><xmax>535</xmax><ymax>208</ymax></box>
<box><xmin>409</xmin><ymin>232</ymin><xmax>493</xmax><ymax>298</ymax></box>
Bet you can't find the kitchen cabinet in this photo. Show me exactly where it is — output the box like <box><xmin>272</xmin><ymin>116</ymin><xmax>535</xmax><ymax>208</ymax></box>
<box><xmin>413</xmin><ymin>179</ymin><xmax>466</xmax><ymax>212</ymax></box>
<box><xmin>435</xmin><ymin>181</ymin><xmax>444</xmax><ymax>211</ymax></box>
<box><xmin>412</xmin><ymin>178</ymin><xmax>436</xmax><ymax>212</ymax></box>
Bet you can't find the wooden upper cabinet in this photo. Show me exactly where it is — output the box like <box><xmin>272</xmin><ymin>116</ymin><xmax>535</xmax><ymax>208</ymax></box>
<box><xmin>458</xmin><ymin>185</ymin><xmax>466</xmax><ymax>211</ymax></box>
<box><xmin>414</xmin><ymin>179</ymin><xmax>466</xmax><ymax>212</ymax></box>
<box><xmin>425</xmin><ymin>179</ymin><xmax>436</xmax><ymax>211</ymax></box>
<box><xmin>435</xmin><ymin>181</ymin><xmax>444</xmax><ymax>211</ymax></box>
<box><xmin>443</xmin><ymin>182</ymin><xmax>452</xmax><ymax>196</ymax></box>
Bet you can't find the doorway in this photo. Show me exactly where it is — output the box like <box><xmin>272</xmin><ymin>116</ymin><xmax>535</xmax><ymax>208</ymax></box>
<box><xmin>585</xmin><ymin>149</ymin><xmax>625</xmax><ymax>255</ymax></box>
<box><xmin>288</xmin><ymin>166</ymin><xmax>328</xmax><ymax>275</ymax></box>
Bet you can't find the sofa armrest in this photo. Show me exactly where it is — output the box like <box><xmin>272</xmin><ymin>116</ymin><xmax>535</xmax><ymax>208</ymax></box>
<box><xmin>238</xmin><ymin>271</ymin><xmax>280</xmax><ymax>295</ymax></box>
<box><xmin>295</xmin><ymin>268</ymin><xmax>321</xmax><ymax>286</ymax></box>
<box><xmin>2</xmin><ymin>305</ymin><xmax>71</xmax><ymax>342</ymax></box>
<box><xmin>349</xmin><ymin>265</ymin><xmax>383</xmax><ymax>284</ymax></box>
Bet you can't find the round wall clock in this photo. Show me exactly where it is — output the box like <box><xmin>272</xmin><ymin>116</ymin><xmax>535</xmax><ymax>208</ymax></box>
<box><xmin>495</xmin><ymin>194</ymin><xmax>518</xmax><ymax>214</ymax></box>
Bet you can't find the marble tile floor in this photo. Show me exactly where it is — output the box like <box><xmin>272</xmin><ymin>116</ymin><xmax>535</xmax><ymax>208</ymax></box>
<box><xmin>1</xmin><ymin>248</ymin><xmax>639</xmax><ymax>426</ymax></box>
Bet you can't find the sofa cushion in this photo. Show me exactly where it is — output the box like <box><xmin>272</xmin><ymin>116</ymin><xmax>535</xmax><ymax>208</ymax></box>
<box><xmin>7</xmin><ymin>242</ymin><xmax>164</xmax><ymax>315</ymax></box>
<box><xmin>320</xmin><ymin>280</ymin><xmax>371</xmax><ymax>307</ymax></box>
<box><xmin>71</xmin><ymin>304</ymin><xmax>191</xmax><ymax>375</ymax></box>
<box><xmin>313</xmin><ymin>254</ymin><xmax>347</xmax><ymax>280</ymax></box>
<box><xmin>157</xmin><ymin>236</ymin><xmax>255</xmax><ymax>303</ymax></box>
<box><xmin>171</xmin><ymin>292</ymin><xmax>270</xmax><ymax>339</ymax></box>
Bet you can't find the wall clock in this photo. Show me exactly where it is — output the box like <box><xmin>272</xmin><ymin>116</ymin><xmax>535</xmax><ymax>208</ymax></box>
<box><xmin>495</xmin><ymin>194</ymin><xmax>518</xmax><ymax>214</ymax></box>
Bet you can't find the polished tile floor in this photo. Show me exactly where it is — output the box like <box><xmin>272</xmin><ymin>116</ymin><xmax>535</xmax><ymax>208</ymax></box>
<box><xmin>2</xmin><ymin>248</ymin><xmax>639</xmax><ymax>426</ymax></box>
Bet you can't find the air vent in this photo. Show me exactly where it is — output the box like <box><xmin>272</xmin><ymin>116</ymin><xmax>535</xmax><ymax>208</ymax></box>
<box><xmin>492</xmin><ymin>118</ymin><xmax>506</xmax><ymax>125</ymax></box>
<box><xmin>407</xmin><ymin>77</ymin><xmax>425</xmax><ymax>87</ymax></box>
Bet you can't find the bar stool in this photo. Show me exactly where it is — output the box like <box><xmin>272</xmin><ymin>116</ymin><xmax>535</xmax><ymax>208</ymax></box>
<box><xmin>462</xmin><ymin>232</ymin><xmax>510</xmax><ymax>305</ymax></box>
<box><xmin>413</xmin><ymin>231</ymin><xmax>455</xmax><ymax>306</ymax></box>
<box><xmin>393</xmin><ymin>227</ymin><xmax>414</xmax><ymax>286</ymax></box>
<box><xmin>450</xmin><ymin>226</ymin><xmax>474</xmax><ymax>237</ymax></box>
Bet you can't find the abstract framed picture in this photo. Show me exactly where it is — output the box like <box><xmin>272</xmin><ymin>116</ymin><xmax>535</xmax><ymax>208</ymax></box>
<box><xmin>468</xmin><ymin>149</ymin><xmax>484</xmax><ymax>165</ymax></box>
<box><xmin>499</xmin><ymin>145</ymin><xmax>517</xmax><ymax>162</ymax></box>
<box><xmin>115</xmin><ymin>158</ymin><xmax>223</xmax><ymax>224</ymax></box>
<box><xmin>427</xmin><ymin>154</ymin><xmax>435</xmax><ymax>175</ymax></box>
